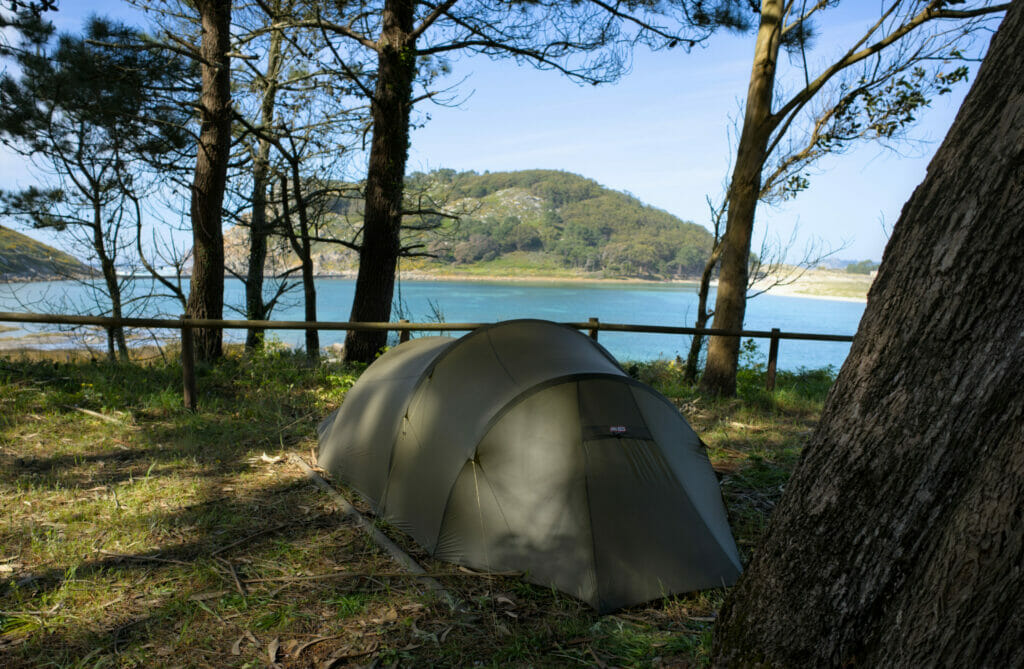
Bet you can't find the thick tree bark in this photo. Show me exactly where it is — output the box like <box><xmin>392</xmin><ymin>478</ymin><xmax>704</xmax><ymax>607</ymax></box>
<box><xmin>343</xmin><ymin>0</ymin><xmax>416</xmax><ymax>363</ymax></box>
<box><xmin>700</xmin><ymin>0</ymin><xmax>782</xmax><ymax>396</ymax></box>
<box><xmin>244</xmin><ymin>19</ymin><xmax>283</xmax><ymax>351</ymax></box>
<box><xmin>712</xmin><ymin>4</ymin><xmax>1024</xmax><ymax>666</ymax></box>
<box><xmin>186</xmin><ymin>0</ymin><xmax>232</xmax><ymax>363</ymax></box>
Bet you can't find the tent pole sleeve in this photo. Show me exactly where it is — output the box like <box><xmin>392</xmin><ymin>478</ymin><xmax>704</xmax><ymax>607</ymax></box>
<box><xmin>289</xmin><ymin>455</ymin><xmax>454</xmax><ymax>603</ymax></box>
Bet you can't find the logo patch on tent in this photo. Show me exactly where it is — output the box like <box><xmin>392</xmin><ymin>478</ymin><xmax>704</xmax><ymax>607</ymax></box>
<box><xmin>609</xmin><ymin>426</ymin><xmax>627</xmax><ymax>435</ymax></box>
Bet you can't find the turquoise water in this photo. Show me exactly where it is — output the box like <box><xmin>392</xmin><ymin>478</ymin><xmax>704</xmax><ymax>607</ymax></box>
<box><xmin>0</xmin><ymin>278</ymin><xmax>864</xmax><ymax>370</ymax></box>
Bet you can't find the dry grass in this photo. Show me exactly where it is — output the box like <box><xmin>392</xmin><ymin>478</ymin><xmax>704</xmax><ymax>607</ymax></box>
<box><xmin>0</xmin><ymin>345</ymin><xmax>831</xmax><ymax>668</ymax></box>
<box><xmin>750</xmin><ymin>267</ymin><xmax>874</xmax><ymax>300</ymax></box>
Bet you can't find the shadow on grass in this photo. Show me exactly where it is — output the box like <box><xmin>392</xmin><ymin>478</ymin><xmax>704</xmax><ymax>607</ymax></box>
<box><xmin>0</xmin><ymin>354</ymin><xmax>348</xmax><ymax>489</ymax></box>
<box><xmin>0</xmin><ymin>412</ymin><xmax>312</xmax><ymax>491</ymax></box>
<box><xmin>0</xmin><ymin>353</ymin><xmax>821</xmax><ymax>668</ymax></box>
<box><xmin>0</xmin><ymin>354</ymin><xmax>372</xmax><ymax>665</ymax></box>
<box><xmin>0</xmin><ymin>464</ymin><xmax>382</xmax><ymax>666</ymax></box>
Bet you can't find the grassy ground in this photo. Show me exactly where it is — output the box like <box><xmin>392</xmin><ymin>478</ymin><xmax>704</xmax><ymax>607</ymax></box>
<box><xmin>0</xmin><ymin>344</ymin><xmax>832</xmax><ymax>668</ymax></box>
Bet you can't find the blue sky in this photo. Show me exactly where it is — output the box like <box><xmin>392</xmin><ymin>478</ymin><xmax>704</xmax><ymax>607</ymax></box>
<box><xmin>1</xmin><ymin>1</ymin><xmax>994</xmax><ymax>263</ymax></box>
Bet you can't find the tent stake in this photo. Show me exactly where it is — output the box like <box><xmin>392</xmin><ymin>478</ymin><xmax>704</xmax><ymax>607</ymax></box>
<box><xmin>288</xmin><ymin>455</ymin><xmax>453</xmax><ymax>604</ymax></box>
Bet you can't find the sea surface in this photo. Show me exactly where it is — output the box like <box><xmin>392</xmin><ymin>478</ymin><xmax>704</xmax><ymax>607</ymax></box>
<box><xmin>0</xmin><ymin>278</ymin><xmax>865</xmax><ymax>371</ymax></box>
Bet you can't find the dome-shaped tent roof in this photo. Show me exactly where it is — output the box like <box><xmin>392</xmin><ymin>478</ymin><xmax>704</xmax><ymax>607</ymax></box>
<box><xmin>318</xmin><ymin>320</ymin><xmax>741</xmax><ymax>612</ymax></box>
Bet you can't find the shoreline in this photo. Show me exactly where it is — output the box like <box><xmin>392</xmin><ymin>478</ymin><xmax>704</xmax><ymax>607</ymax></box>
<box><xmin>748</xmin><ymin>281</ymin><xmax>868</xmax><ymax>304</ymax></box>
<box><xmin>305</xmin><ymin>268</ymin><xmax>702</xmax><ymax>287</ymax></box>
<box><xmin>327</xmin><ymin>270</ymin><xmax>870</xmax><ymax>302</ymax></box>
<box><xmin>398</xmin><ymin>270</ymin><xmax>700</xmax><ymax>287</ymax></box>
<box><xmin>3</xmin><ymin>269</ymin><xmax>870</xmax><ymax>304</ymax></box>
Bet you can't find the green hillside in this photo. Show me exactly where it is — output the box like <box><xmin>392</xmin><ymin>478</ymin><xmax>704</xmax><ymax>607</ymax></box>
<box><xmin>0</xmin><ymin>224</ymin><xmax>90</xmax><ymax>280</ymax></box>
<box><xmin>244</xmin><ymin>169</ymin><xmax>714</xmax><ymax>280</ymax></box>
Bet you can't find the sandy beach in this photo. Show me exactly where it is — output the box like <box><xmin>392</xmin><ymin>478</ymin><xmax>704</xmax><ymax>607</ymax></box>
<box><xmin>390</xmin><ymin>267</ymin><xmax>873</xmax><ymax>303</ymax></box>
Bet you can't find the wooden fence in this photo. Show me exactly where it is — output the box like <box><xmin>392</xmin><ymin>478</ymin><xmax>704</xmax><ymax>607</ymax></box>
<box><xmin>0</xmin><ymin>311</ymin><xmax>854</xmax><ymax>410</ymax></box>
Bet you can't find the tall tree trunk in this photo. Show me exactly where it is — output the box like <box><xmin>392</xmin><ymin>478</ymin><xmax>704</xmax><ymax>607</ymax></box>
<box><xmin>92</xmin><ymin>205</ymin><xmax>127</xmax><ymax>361</ymax></box>
<box><xmin>299</xmin><ymin>232</ymin><xmax>318</xmax><ymax>359</ymax></box>
<box><xmin>684</xmin><ymin>243</ymin><xmax>721</xmax><ymax>383</ymax></box>
<box><xmin>245</xmin><ymin>150</ymin><xmax>271</xmax><ymax>350</ymax></box>
<box><xmin>700</xmin><ymin>0</ymin><xmax>782</xmax><ymax>396</ymax></box>
<box><xmin>712</xmin><ymin>5</ymin><xmax>1023</xmax><ymax>666</ymax></box>
<box><xmin>105</xmin><ymin>271</ymin><xmax>128</xmax><ymax>361</ymax></box>
<box><xmin>282</xmin><ymin>163</ymin><xmax>320</xmax><ymax>360</ymax></box>
<box><xmin>245</xmin><ymin>17</ymin><xmax>283</xmax><ymax>351</ymax></box>
<box><xmin>186</xmin><ymin>0</ymin><xmax>232</xmax><ymax>363</ymax></box>
<box><xmin>343</xmin><ymin>0</ymin><xmax>416</xmax><ymax>363</ymax></box>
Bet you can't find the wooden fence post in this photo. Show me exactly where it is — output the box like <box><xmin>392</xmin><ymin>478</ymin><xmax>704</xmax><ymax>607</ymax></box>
<box><xmin>766</xmin><ymin>327</ymin><xmax>780</xmax><ymax>392</ymax></box>
<box><xmin>588</xmin><ymin>317</ymin><xmax>600</xmax><ymax>341</ymax></box>
<box><xmin>398</xmin><ymin>319</ymin><xmax>410</xmax><ymax>343</ymax></box>
<box><xmin>180</xmin><ymin>315</ymin><xmax>197</xmax><ymax>412</ymax></box>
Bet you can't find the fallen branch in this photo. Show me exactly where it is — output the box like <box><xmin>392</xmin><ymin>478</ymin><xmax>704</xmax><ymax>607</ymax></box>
<box><xmin>322</xmin><ymin>640</ymin><xmax>380</xmax><ymax>668</ymax></box>
<box><xmin>0</xmin><ymin>603</ymin><xmax>61</xmax><ymax>617</ymax></box>
<box><xmin>243</xmin><ymin>569</ymin><xmax>521</xmax><ymax>584</ymax></box>
<box><xmin>66</xmin><ymin>406</ymin><xmax>126</xmax><ymax>424</ymax></box>
<box><xmin>216</xmin><ymin>557</ymin><xmax>248</xmax><ymax>597</ymax></box>
<box><xmin>211</xmin><ymin>523</ymin><xmax>288</xmax><ymax>557</ymax></box>
<box><xmin>288</xmin><ymin>454</ymin><xmax>452</xmax><ymax>604</ymax></box>
<box><xmin>96</xmin><ymin>550</ymin><xmax>190</xmax><ymax>566</ymax></box>
<box><xmin>293</xmin><ymin>634</ymin><xmax>343</xmax><ymax>659</ymax></box>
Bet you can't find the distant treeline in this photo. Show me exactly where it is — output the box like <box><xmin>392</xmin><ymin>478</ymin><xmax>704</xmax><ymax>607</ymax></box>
<box><xmin>844</xmin><ymin>259</ymin><xmax>879</xmax><ymax>275</ymax></box>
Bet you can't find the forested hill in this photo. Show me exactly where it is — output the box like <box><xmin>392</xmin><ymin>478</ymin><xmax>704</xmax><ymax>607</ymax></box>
<box><xmin>0</xmin><ymin>225</ymin><xmax>90</xmax><ymax>280</ymax></box>
<box><xmin>409</xmin><ymin>169</ymin><xmax>713</xmax><ymax>278</ymax></box>
<box><xmin>228</xmin><ymin>169</ymin><xmax>714</xmax><ymax>280</ymax></box>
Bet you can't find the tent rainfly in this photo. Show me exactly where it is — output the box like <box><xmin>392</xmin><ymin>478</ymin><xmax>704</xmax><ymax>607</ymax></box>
<box><xmin>317</xmin><ymin>320</ymin><xmax>742</xmax><ymax>612</ymax></box>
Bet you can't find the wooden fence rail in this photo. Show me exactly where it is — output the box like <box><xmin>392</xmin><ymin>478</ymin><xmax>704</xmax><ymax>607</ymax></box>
<box><xmin>0</xmin><ymin>311</ymin><xmax>854</xmax><ymax>410</ymax></box>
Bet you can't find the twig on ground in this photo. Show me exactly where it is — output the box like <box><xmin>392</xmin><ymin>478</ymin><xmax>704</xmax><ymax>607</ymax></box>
<box><xmin>293</xmin><ymin>634</ymin><xmax>343</xmax><ymax>659</ymax></box>
<box><xmin>277</xmin><ymin>410</ymin><xmax>319</xmax><ymax>434</ymax></box>
<box><xmin>322</xmin><ymin>640</ymin><xmax>380</xmax><ymax>668</ymax></box>
<box><xmin>97</xmin><ymin>596</ymin><xmax>124</xmax><ymax>609</ymax></box>
<box><xmin>216</xmin><ymin>557</ymin><xmax>248</xmax><ymax>597</ymax></box>
<box><xmin>243</xmin><ymin>570</ymin><xmax>521</xmax><ymax>584</ymax></box>
<box><xmin>65</xmin><ymin>405</ymin><xmax>125</xmax><ymax>424</ymax></box>
<box><xmin>211</xmin><ymin>524</ymin><xmax>289</xmax><ymax>557</ymax></box>
<box><xmin>96</xmin><ymin>550</ymin><xmax>191</xmax><ymax>566</ymax></box>
<box><xmin>0</xmin><ymin>603</ymin><xmax>61</xmax><ymax>617</ymax></box>
<box><xmin>289</xmin><ymin>454</ymin><xmax>455</xmax><ymax>605</ymax></box>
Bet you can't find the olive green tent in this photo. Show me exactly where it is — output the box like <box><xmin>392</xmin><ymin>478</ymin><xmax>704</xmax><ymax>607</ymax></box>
<box><xmin>317</xmin><ymin>320</ymin><xmax>741</xmax><ymax>612</ymax></box>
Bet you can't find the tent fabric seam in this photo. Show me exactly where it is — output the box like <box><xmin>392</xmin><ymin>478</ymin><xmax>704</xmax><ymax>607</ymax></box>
<box><xmin>484</xmin><ymin>330</ymin><xmax>519</xmax><ymax>384</ymax></box>
<box><xmin>578</xmin><ymin>381</ymin><xmax>604</xmax><ymax>612</ymax></box>
<box><xmin>628</xmin><ymin>385</ymin><xmax>743</xmax><ymax>573</ymax></box>
<box><xmin>365</xmin><ymin>338</ymin><xmax>457</xmax><ymax>510</ymax></box>
<box><xmin>433</xmin><ymin>458</ymin><xmax>515</xmax><ymax>562</ymax></box>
